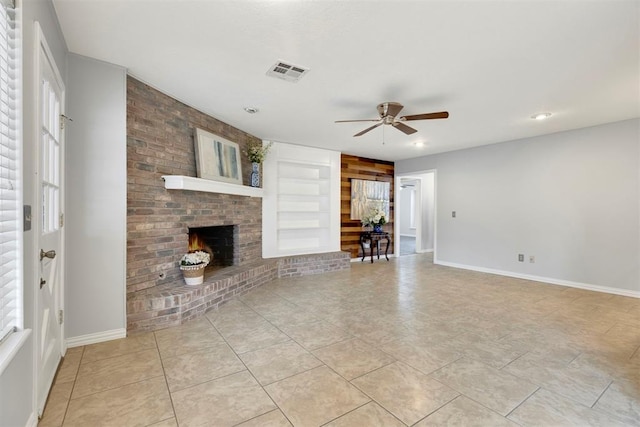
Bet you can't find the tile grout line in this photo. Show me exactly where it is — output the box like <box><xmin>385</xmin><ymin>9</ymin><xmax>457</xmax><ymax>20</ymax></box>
<box><xmin>59</xmin><ymin>345</ymin><xmax>85</xmax><ymax>427</ymax></box>
<box><xmin>406</xmin><ymin>392</ymin><xmax>461</xmax><ymax>426</ymax></box>
<box><xmin>590</xmin><ymin>379</ymin><xmax>613</xmax><ymax>409</ymax></box>
<box><xmin>206</xmin><ymin>307</ymin><xmax>295</xmax><ymax>426</ymax></box>
<box><xmin>322</xmin><ymin>400</ymin><xmax>408</xmax><ymax>427</ymax></box>
<box><xmin>504</xmin><ymin>386</ymin><xmax>540</xmax><ymax>418</ymax></box>
<box><xmin>152</xmin><ymin>330</ymin><xmax>179</xmax><ymax>426</ymax></box>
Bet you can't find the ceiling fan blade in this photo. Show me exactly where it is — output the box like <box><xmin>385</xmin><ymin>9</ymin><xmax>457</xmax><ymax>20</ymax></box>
<box><xmin>392</xmin><ymin>122</ymin><xmax>418</xmax><ymax>135</ymax></box>
<box><xmin>335</xmin><ymin>119</ymin><xmax>380</xmax><ymax>123</ymax></box>
<box><xmin>402</xmin><ymin>111</ymin><xmax>449</xmax><ymax>121</ymax></box>
<box><xmin>354</xmin><ymin>122</ymin><xmax>383</xmax><ymax>137</ymax></box>
<box><xmin>378</xmin><ymin>102</ymin><xmax>404</xmax><ymax>118</ymax></box>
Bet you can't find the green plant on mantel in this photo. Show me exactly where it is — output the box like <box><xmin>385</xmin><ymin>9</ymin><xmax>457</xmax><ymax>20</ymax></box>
<box><xmin>244</xmin><ymin>141</ymin><xmax>273</xmax><ymax>163</ymax></box>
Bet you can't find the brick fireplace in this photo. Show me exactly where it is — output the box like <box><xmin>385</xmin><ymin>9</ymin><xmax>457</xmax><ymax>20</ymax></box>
<box><xmin>125</xmin><ymin>76</ymin><xmax>351</xmax><ymax>332</ymax></box>
<box><xmin>126</xmin><ymin>76</ymin><xmax>271</xmax><ymax>331</ymax></box>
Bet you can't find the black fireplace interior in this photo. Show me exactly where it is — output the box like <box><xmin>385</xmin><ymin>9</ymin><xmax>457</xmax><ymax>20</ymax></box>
<box><xmin>188</xmin><ymin>225</ymin><xmax>236</xmax><ymax>267</ymax></box>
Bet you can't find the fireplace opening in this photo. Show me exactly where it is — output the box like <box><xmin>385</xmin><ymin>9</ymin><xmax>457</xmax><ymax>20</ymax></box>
<box><xmin>188</xmin><ymin>225</ymin><xmax>237</xmax><ymax>272</ymax></box>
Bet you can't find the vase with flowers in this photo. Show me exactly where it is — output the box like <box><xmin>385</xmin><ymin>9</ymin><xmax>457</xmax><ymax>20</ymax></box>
<box><xmin>361</xmin><ymin>206</ymin><xmax>388</xmax><ymax>233</ymax></box>
<box><xmin>244</xmin><ymin>141</ymin><xmax>273</xmax><ymax>187</ymax></box>
<box><xmin>179</xmin><ymin>250</ymin><xmax>211</xmax><ymax>285</ymax></box>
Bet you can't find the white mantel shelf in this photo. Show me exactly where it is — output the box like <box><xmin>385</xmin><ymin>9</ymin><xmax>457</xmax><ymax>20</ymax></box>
<box><xmin>162</xmin><ymin>175</ymin><xmax>264</xmax><ymax>198</ymax></box>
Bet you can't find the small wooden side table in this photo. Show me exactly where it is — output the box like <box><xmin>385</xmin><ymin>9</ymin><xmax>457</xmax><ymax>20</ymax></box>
<box><xmin>359</xmin><ymin>231</ymin><xmax>391</xmax><ymax>263</ymax></box>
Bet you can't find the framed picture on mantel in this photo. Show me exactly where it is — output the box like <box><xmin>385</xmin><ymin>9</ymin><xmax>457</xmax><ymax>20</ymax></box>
<box><xmin>194</xmin><ymin>128</ymin><xmax>243</xmax><ymax>185</ymax></box>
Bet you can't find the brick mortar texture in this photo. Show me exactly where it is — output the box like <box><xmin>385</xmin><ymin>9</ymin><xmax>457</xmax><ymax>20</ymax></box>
<box><xmin>127</xmin><ymin>76</ymin><xmax>263</xmax><ymax>298</ymax></box>
<box><xmin>277</xmin><ymin>251</ymin><xmax>351</xmax><ymax>278</ymax></box>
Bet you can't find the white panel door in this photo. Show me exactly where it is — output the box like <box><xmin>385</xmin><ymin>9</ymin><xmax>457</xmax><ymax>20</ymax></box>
<box><xmin>35</xmin><ymin>23</ymin><xmax>65</xmax><ymax>415</ymax></box>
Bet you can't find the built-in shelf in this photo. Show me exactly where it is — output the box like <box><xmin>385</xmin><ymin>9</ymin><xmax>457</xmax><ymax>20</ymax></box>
<box><xmin>162</xmin><ymin>175</ymin><xmax>263</xmax><ymax>198</ymax></box>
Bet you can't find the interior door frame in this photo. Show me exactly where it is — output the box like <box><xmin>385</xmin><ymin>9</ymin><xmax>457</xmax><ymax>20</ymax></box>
<box><xmin>394</xmin><ymin>169</ymin><xmax>437</xmax><ymax>258</ymax></box>
<box><xmin>33</xmin><ymin>21</ymin><xmax>66</xmax><ymax>415</ymax></box>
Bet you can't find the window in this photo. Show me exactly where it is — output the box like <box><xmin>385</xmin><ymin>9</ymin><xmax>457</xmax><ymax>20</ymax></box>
<box><xmin>0</xmin><ymin>0</ymin><xmax>21</xmax><ymax>345</ymax></box>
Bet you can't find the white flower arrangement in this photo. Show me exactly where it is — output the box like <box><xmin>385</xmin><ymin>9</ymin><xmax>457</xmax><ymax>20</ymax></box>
<box><xmin>180</xmin><ymin>250</ymin><xmax>211</xmax><ymax>266</ymax></box>
<box><xmin>361</xmin><ymin>206</ymin><xmax>387</xmax><ymax>227</ymax></box>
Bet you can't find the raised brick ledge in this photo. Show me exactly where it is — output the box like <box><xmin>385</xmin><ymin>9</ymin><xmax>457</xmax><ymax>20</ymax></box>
<box><xmin>127</xmin><ymin>259</ymin><xmax>278</xmax><ymax>332</ymax></box>
<box><xmin>277</xmin><ymin>251</ymin><xmax>351</xmax><ymax>278</ymax></box>
<box><xmin>126</xmin><ymin>252</ymin><xmax>351</xmax><ymax>333</ymax></box>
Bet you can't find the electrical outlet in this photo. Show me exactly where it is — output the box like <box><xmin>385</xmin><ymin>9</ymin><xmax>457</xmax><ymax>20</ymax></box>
<box><xmin>452</xmin><ymin>211</ymin><xmax>456</xmax><ymax>218</ymax></box>
<box><xmin>518</xmin><ymin>254</ymin><xmax>524</xmax><ymax>262</ymax></box>
<box><xmin>529</xmin><ymin>256</ymin><xmax>535</xmax><ymax>263</ymax></box>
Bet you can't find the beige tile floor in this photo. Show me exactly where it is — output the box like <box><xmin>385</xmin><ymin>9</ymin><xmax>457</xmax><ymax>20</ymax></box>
<box><xmin>39</xmin><ymin>254</ymin><xmax>640</xmax><ymax>426</ymax></box>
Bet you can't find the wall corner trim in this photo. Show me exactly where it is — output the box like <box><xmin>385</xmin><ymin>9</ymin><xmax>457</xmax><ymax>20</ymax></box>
<box><xmin>25</xmin><ymin>412</ymin><xmax>38</xmax><ymax>427</ymax></box>
<box><xmin>434</xmin><ymin>260</ymin><xmax>640</xmax><ymax>298</ymax></box>
<box><xmin>66</xmin><ymin>328</ymin><xmax>127</xmax><ymax>348</ymax></box>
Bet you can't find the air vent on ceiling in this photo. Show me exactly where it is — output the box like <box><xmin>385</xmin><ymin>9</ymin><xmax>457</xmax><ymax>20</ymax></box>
<box><xmin>266</xmin><ymin>61</ymin><xmax>310</xmax><ymax>83</ymax></box>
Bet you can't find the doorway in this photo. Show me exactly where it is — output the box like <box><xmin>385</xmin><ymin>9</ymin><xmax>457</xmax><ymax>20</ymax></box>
<box><xmin>398</xmin><ymin>178</ymin><xmax>419</xmax><ymax>255</ymax></box>
<box><xmin>394</xmin><ymin>171</ymin><xmax>436</xmax><ymax>257</ymax></box>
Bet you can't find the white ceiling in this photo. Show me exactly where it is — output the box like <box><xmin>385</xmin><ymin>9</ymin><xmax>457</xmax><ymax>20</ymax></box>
<box><xmin>52</xmin><ymin>0</ymin><xmax>639</xmax><ymax>161</ymax></box>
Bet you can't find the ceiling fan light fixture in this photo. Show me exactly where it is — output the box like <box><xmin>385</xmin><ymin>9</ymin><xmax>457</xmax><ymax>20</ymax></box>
<box><xmin>531</xmin><ymin>112</ymin><xmax>552</xmax><ymax>120</ymax></box>
<box><xmin>336</xmin><ymin>101</ymin><xmax>449</xmax><ymax>137</ymax></box>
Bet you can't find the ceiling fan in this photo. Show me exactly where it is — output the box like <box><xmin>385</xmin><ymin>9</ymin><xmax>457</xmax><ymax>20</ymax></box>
<box><xmin>335</xmin><ymin>102</ymin><xmax>449</xmax><ymax>137</ymax></box>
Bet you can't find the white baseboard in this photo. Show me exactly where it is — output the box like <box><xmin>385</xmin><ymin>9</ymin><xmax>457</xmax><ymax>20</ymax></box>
<box><xmin>66</xmin><ymin>328</ymin><xmax>127</xmax><ymax>348</ymax></box>
<box><xmin>434</xmin><ymin>260</ymin><xmax>640</xmax><ymax>298</ymax></box>
<box><xmin>25</xmin><ymin>412</ymin><xmax>38</xmax><ymax>427</ymax></box>
<box><xmin>416</xmin><ymin>249</ymin><xmax>434</xmax><ymax>254</ymax></box>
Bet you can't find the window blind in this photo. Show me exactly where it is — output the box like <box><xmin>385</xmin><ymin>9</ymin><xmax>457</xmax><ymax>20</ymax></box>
<box><xmin>0</xmin><ymin>0</ymin><xmax>20</xmax><ymax>344</ymax></box>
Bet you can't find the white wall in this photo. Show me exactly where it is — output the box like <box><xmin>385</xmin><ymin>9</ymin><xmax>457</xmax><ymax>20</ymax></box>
<box><xmin>397</xmin><ymin>119</ymin><xmax>640</xmax><ymax>295</ymax></box>
<box><xmin>1</xmin><ymin>1</ymin><xmax>69</xmax><ymax>426</ymax></box>
<box><xmin>399</xmin><ymin>181</ymin><xmax>416</xmax><ymax>237</ymax></box>
<box><xmin>65</xmin><ymin>54</ymin><xmax>127</xmax><ymax>342</ymax></box>
<box><xmin>420</xmin><ymin>173</ymin><xmax>435</xmax><ymax>251</ymax></box>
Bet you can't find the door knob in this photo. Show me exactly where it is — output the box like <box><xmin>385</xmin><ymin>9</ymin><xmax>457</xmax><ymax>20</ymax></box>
<box><xmin>40</xmin><ymin>249</ymin><xmax>56</xmax><ymax>261</ymax></box>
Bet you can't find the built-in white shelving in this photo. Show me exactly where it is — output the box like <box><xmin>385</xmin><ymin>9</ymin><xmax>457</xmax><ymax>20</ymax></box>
<box><xmin>262</xmin><ymin>142</ymin><xmax>340</xmax><ymax>258</ymax></box>
<box><xmin>276</xmin><ymin>161</ymin><xmax>331</xmax><ymax>253</ymax></box>
<box><xmin>162</xmin><ymin>175</ymin><xmax>263</xmax><ymax>197</ymax></box>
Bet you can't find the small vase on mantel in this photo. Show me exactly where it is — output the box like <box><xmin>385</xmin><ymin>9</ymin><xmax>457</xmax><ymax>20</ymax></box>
<box><xmin>250</xmin><ymin>162</ymin><xmax>260</xmax><ymax>187</ymax></box>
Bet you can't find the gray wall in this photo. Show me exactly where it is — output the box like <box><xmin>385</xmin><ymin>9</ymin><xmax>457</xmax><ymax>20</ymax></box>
<box><xmin>1</xmin><ymin>0</ymin><xmax>69</xmax><ymax>425</ymax></box>
<box><xmin>397</xmin><ymin>119</ymin><xmax>640</xmax><ymax>294</ymax></box>
<box><xmin>65</xmin><ymin>53</ymin><xmax>127</xmax><ymax>340</ymax></box>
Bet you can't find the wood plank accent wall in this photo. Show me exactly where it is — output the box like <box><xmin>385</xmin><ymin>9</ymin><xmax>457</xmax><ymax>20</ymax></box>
<box><xmin>341</xmin><ymin>154</ymin><xmax>395</xmax><ymax>258</ymax></box>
